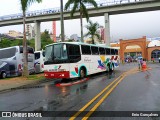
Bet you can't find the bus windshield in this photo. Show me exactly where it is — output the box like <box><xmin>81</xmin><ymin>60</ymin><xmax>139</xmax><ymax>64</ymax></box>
<box><xmin>45</xmin><ymin>44</ymin><xmax>68</xmax><ymax>62</ymax></box>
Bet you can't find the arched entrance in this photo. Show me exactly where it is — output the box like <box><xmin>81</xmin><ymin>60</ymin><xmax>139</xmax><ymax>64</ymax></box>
<box><xmin>147</xmin><ymin>46</ymin><xmax>160</xmax><ymax>61</ymax></box>
<box><xmin>151</xmin><ymin>49</ymin><xmax>160</xmax><ymax>60</ymax></box>
<box><xmin>124</xmin><ymin>45</ymin><xmax>141</xmax><ymax>60</ymax></box>
<box><xmin>120</xmin><ymin>36</ymin><xmax>147</xmax><ymax>61</ymax></box>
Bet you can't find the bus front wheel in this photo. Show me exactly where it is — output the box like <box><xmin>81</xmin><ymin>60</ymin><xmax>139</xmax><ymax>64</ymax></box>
<box><xmin>80</xmin><ymin>68</ymin><xmax>86</xmax><ymax>78</ymax></box>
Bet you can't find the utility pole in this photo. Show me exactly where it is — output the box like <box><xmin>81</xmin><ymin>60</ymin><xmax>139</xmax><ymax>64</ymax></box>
<box><xmin>60</xmin><ymin>0</ymin><xmax>65</xmax><ymax>42</ymax></box>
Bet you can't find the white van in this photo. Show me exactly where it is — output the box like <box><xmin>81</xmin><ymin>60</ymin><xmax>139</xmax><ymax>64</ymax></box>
<box><xmin>34</xmin><ymin>51</ymin><xmax>45</xmax><ymax>73</ymax></box>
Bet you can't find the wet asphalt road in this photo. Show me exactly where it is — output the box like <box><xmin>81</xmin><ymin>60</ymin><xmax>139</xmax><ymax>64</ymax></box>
<box><xmin>0</xmin><ymin>63</ymin><xmax>160</xmax><ymax>120</ymax></box>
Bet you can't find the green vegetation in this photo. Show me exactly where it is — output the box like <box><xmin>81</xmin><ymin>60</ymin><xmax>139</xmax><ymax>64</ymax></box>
<box><xmin>85</xmin><ymin>20</ymin><xmax>101</xmax><ymax>44</ymax></box>
<box><xmin>65</xmin><ymin>0</ymin><xmax>98</xmax><ymax>42</ymax></box>
<box><xmin>27</xmin><ymin>74</ymin><xmax>45</xmax><ymax>80</ymax></box>
<box><xmin>41</xmin><ymin>30</ymin><xmax>53</xmax><ymax>49</ymax></box>
<box><xmin>0</xmin><ymin>39</ymin><xmax>23</xmax><ymax>48</ymax></box>
<box><xmin>0</xmin><ymin>30</ymin><xmax>53</xmax><ymax>50</ymax></box>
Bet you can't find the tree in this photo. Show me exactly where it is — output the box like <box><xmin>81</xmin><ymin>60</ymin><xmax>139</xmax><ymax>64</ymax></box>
<box><xmin>20</xmin><ymin>0</ymin><xmax>42</xmax><ymax>77</ymax></box>
<box><xmin>41</xmin><ymin>30</ymin><xmax>53</xmax><ymax>49</ymax></box>
<box><xmin>84</xmin><ymin>20</ymin><xmax>100</xmax><ymax>44</ymax></box>
<box><xmin>0</xmin><ymin>38</ymin><xmax>11</xmax><ymax>48</ymax></box>
<box><xmin>65</xmin><ymin>0</ymin><xmax>98</xmax><ymax>42</ymax></box>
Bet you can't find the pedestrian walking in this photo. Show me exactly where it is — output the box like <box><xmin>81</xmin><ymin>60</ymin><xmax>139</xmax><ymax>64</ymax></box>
<box><xmin>141</xmin><ymin>59</ymin><xmax>151</xmax><ymax>79</ymax></box>
<box><xmin>140</xmin><ymin>58</ymin><xmax>143</xmax><ymax>70</ymax></box>
<box><xmin>142</xmin><ymin>58</ymin><xmax>147</xmax><ymax>71</ymax></box>
<box><xmin>138</xmin><ymin>58</ymin><xmax>141</xmax><ymax>70</ymax></box>
<box><xmin>159</xmin><ymin>57</ymin><xmax>160</xmax><ymax>63</ymax></box>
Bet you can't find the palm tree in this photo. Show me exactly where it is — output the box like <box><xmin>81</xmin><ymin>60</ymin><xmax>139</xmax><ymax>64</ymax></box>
<box><xmin>65</xmin><ymin>0</ymin><xmax>98</xmax><ymax>43</ymax></box>
<box><xmin>84</xmin><ymin>20</ymin><xmax>100</xmax><ymax>44</ymax></box>
<box><xmin>20</xmin><ymin>0</ymin><xmax>42</xmax><ymax>77</ymax></box>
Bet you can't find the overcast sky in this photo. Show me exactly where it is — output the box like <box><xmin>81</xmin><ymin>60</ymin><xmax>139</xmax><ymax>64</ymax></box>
<box><xmin>0</xmin><ymin>0</ymin><xmax>160</xmax><ymax>42</ymax></box>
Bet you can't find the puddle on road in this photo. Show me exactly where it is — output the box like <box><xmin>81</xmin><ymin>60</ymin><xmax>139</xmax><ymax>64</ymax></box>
<box><xmin>101</xmin><ymin>71</ymin><xmax>116</xmax><ymax>81</ymax></box>
<box><xmin>107</xmin><ymin>72</ymin><xmax>116</xmax><ymax>79</ymax></box>
<box><xmin>34</xmin><ymin>83</ymin><xmax>88</xmax><ymax>112</ymax></box>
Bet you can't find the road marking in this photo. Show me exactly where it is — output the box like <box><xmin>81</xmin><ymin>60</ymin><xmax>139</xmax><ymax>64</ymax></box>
<box><xmin>69</xmin><ymin>68</ymin><xmax>137</xmax><ymax>120</ymax></box>
<box><xmin>81</xmin><ymin>68</ymin><xmax>149</xmax><ymax>119</ymax></box>
<box><xmin>82</xmin><ymin>75</ymin><xmax>126</xmax><ymax>120</ymax></box>
<box><xmin>69</xmin><ymin>75</ymin><xmax>123</xmax><ymax>120</ymax></box>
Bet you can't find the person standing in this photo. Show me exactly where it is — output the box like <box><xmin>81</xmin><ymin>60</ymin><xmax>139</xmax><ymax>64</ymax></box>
<box><xmin>142</xmin><ymin>59</ymin><xmax>147</xmax><ymax>70</ymax></box>
<box><xmin>138</xmin><ymin>58</ymin><xmax>142</xmax><ymax>70</ymax></box>
<box><xmin>159</xmin><ymin>57</ymin><xmax>160</xmax><ymax>63</ymax></box>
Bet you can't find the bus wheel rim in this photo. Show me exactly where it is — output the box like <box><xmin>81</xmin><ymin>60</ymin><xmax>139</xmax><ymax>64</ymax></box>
<box><xmin>2</xmin><ymin>73</ymin><xmax>6</xmax><ymax>78</ymax></box>
<box><xmin>81</xmin><ymin>70</ymin><xmax>85</xmax><ymax>78</ymax></box>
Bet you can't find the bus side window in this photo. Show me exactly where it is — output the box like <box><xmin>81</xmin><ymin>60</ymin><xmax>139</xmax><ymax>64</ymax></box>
<box><xmin>99</xmin><ymin>47</ymin><xmax>105</xmax><ymax>55</ymax></box>
<box><xmin>91</xmin><ymin>46</ymin><xmax>99</xmax><ymax>55</ymax></box>
<box><xmin>28</xmin><ymin>47</ymin><xmax>34</xmax><ymax>54</ymax></box>
<box><xmin>0</xmin><ymin>48</ymin><xmax>16</xmax><ymax>59</ymax></box>
<box><xmin>81</xmin><ymin>45</ymin><xmax>91</xmax><ymax>55</ymax></box>
<box><xmin>67</xmin><ymin>44</ymin><xmax>81</xmax><ymax>62</ymax></box>
<box><xmin>111</xmin><ymin>49</ymin><xmax>115</xmax><ymax>55</ymax></box>
<box><xmin>115</xmin><ymin>49</ymin><xmax>118</xmax><ymax>55</ymax></box>
<box><xmin>105</xmin><ymin>48</ymin><xmax>110</xmax><ymax>55</ymax></box>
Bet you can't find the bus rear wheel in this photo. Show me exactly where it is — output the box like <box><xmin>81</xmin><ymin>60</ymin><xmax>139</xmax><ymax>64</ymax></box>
<box><xmin>80</xmin><ymin>68</ymin><xmax>86</xmax><ymax>78</ymax></box>
<box><xmin>1</xmin><ymin>72</ymin><xmax>6</xmax><ymax>79</ymax></box>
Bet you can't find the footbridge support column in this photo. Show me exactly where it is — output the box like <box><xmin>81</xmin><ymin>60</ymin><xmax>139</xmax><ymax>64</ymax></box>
<box><xmin>104</xmin><ymin>13</ymin><xmax>110</xmax><ymax>46</ymax></box>
<box><xmin>34</xmin><ymin>21</ymin><xmax>41</xmax><ymax>51</ymax></box>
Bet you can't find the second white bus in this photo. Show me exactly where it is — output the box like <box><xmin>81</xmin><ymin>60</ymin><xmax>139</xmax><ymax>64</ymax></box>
<box><xmin>0</xmin><ymin>46</ymin><xmax>35</xmax><ymax>78</ymax></box>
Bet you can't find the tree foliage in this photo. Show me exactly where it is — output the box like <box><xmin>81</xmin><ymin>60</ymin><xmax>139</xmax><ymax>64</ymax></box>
<box><xmin>41</xmin><ymin>29</ymin><xmax>53</xmax><ymax>49</ymax></box>
<box><xmin>65</xmin><ymin>0</ymin><xmax>98</xmax><ymax>42</ymax></box>
<box><xmin>0</xmin><ymin>39</ymin><xmax>22</xmax><ymax>48</ymax></box>
<box><xmin>85</xmin><ymin>20</ymin><xmax>100</xmax><ymax>44</ymax></box>
<box><xmin>0</xmin><ymin>30</ymin><xmax>53</xmax><ymax>50</ymax></box>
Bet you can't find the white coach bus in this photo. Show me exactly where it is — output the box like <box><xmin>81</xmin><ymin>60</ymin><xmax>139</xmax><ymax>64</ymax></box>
<box><xmin>44</xmin><ymin>42</ymin><xmax>119</xmax><ymax>79</ymax></box>
<box><xmin>0</xmin><ymin>46</ymin><xmax>35</xmax><ymax>78</ymax></box>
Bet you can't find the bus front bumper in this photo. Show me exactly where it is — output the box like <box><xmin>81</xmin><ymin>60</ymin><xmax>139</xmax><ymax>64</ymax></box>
<box><xmin>44</xmin><ymin>71</ymin><xmax>70</xmax><ymax>79</ymax></box>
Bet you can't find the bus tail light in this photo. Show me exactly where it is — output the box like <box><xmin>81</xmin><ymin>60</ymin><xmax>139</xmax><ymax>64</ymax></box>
<box><xmin>18</xmin><ymin>64</ymin><xmax>22</xmax><ymax>71</ymax></box>
<box><xmin>41</xmin><ymin>64</ymin><xmax>44</xmax><ymax>68</ymax></box>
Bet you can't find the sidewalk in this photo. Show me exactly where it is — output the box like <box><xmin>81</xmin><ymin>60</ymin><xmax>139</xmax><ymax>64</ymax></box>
<box><xmin>0</xmin><ymin>73</ymin><xmax>51</xmax><ymax>93</ymax></box>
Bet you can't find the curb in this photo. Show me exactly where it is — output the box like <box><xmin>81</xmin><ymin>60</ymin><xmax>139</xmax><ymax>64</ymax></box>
<box><xmin>0</xmin><ymin>78</ymin><xmax>56</xmax><ymax>94</ymax></box>
<box><xmin>55</xmin><ymin>78</ymin><xmax>89</xmax><ymax>87</ymax></box>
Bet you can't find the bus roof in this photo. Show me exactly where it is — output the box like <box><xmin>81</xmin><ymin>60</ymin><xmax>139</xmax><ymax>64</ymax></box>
<box><xmin>45</xmin><ymin>42</ymin><xmax>117</xmax><ymax>49</ymax></box>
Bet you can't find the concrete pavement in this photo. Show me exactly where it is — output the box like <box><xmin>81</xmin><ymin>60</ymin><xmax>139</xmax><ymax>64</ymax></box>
<box><xmin>0</xmin><ymin>74</ymin><xmax>50</xmax><ymax>93</ymax></box>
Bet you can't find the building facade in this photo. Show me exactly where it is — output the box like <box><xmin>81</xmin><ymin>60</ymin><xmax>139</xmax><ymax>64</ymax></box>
<box><xmin>6</xmin><ymin>30</ymin><xmax>23</xmax><ymax>39</ymax></box>
<box><xmin>111</xmin><ymin>36</ymin><xmax>160</xmax><ymax>61</ymax></box>
<box><xmin>26</xmin><ymin>24</ymin><xmax>35</xmax><ymax>40</ymax></box>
